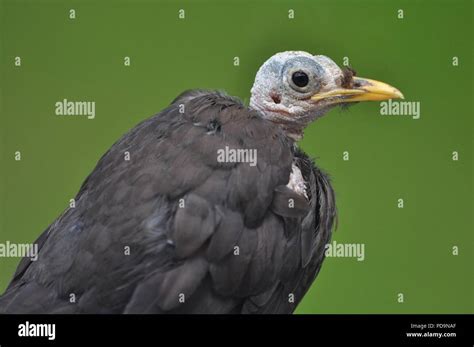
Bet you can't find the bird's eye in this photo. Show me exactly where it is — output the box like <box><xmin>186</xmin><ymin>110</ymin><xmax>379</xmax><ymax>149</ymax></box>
<box><xmin>291</xmin><ymin>71</ymin><xmax>309</xmax><ymax>88</ymax></box>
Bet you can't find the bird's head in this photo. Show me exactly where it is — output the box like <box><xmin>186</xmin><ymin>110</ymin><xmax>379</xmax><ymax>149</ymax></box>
<box><xmin>250</xmin><ymin>51</ymin><xmax>403</xmax><ymax>140</ymax></box>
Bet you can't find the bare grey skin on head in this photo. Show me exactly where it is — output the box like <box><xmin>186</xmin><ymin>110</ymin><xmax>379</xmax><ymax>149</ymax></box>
<box><xmin>0</xmin><ymin>50</ymin><xmax>403</xmax><ymax>314</ymax></box>
<box><xmin>250</xmin><ymin>51</ymin><xmax>403</xmax><ymax>140</ymax></box>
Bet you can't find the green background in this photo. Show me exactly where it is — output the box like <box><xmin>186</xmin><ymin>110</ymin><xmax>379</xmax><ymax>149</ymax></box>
<box><xmin>0</xmin><ymin>0</ymin><xmax>472</xmax><ymax>313</ymax></box>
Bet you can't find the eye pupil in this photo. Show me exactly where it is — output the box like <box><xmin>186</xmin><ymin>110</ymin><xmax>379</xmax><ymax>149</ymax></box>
<box><xmin>292</xmin><ymin>71</ymin><xmax>309</xmax><ymax>88</ymax></box>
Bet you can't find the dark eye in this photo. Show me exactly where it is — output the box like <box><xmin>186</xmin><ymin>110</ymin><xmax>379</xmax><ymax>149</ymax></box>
<box><xmin>291</xmin><ymin>71</ymin><xmax>309</xmax><ymax>88</ymax></box>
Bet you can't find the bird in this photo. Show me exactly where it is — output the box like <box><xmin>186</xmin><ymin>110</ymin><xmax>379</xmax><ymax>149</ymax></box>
<box><xmin>0</xmin><ymin>51</ymin><xmax>402</xmax><ymax>314</ymax></box>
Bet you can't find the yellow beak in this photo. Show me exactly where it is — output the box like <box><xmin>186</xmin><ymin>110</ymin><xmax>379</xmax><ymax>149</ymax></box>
<box><xmin>311</xmin><ymin>77</ymin><xmax>404</xmax><ymax>103</ymax></box>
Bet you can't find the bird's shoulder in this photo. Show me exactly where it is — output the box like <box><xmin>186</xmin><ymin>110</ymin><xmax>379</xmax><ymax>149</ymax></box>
<box><xmin>81</xmin><ymin>90</ymin><xmax>295</xmax><ymax>222</ymax></box>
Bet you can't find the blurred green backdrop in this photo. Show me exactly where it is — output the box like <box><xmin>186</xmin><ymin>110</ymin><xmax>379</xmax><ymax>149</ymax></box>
<box><xmin>0</xmin><ymin>0</ymin><xmax>472</xmax><ymax>313</ymax></box>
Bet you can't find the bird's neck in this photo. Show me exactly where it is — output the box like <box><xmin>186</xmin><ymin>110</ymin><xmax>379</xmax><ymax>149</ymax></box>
<box><xmin>250</xmin><ymin>98</ymin><xmax>306</xmax><ymax>141</ymax></box>
<box><xmin>275</xmin><ymin>121</ymin><xmax>305</xmax><ymax>141</ymax></box>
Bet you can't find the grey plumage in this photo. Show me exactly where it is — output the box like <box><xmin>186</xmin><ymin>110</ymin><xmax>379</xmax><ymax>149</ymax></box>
<box><xmin>0</xmin><ymin>90</ymin><xmax>337</xmax><ymax>314</ymax></box>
